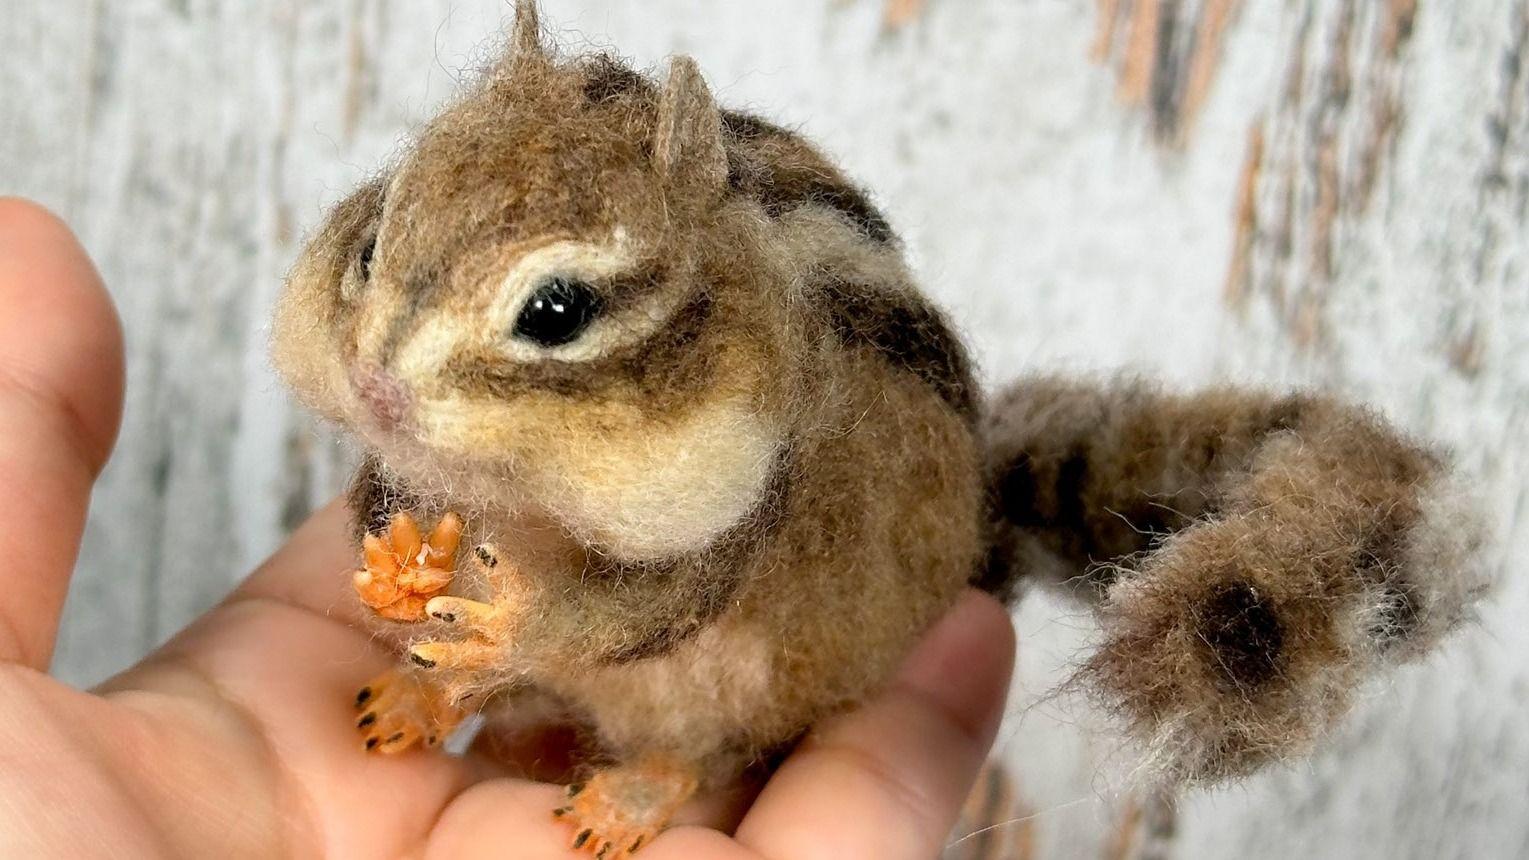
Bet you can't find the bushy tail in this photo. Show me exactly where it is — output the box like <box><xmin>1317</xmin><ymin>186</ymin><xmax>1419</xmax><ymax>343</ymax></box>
<box><xmin>974</xmin><ymin>376</ymin><xmax>1491</xmax><ymax>783</ymax></box>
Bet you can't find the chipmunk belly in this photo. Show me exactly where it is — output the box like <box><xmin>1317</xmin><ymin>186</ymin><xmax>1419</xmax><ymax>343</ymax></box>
<box><xmin>542</xmin><ymin>615</ymin><xmax>779</xmax><ymax>763</ymax></box>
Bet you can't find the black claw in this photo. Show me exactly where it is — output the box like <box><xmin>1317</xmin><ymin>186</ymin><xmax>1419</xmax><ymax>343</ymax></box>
<box><xmin>432</xmin><ymin>611</ymin><xmax>457</xmax><ymax>623</ymax></box>
<box><xmin>630</xmin><ymin>836</ymin><xmax>644</xmax><ymax>852</ymax></box>
<box><xmin>552</xmin><ymin>806</ymin><xmax>570</xmax><ymax>817</ymax></box>
<box><xmin>357</xmin><ymin>712</ymin><xmax>377</xmax><ymax>728</ymax></box>
<box><xmin>426</xmin><ymin>734</ymin><xmax>438</xmax><ymax>746</ymax></box>
<box><xmin>355</xmin><ymin>687</ymin><xmax>373</xmax><ymax>706</ymax></box>
<box><xmin>475</xmin><ymin>545</ymin><xmax>498</xmax><ymax>567</ymax></box>
<box><xmin>365</xmin><ymin>736</ymin><xmax>379</xmax><ymax>750</ymax></box>
<box><xmin>596</xmin><ymin>845</ymin><xmax>610</xmax><ymax>859</ymax></box>
<box><xmin>566</xmin><ymin>782</ymin><xmax>586</xmax><ymax>798</ymax></box>
<box><xmin>409</xmin><ymin>652</ymin><xmax>437</xmax><ymax>669</ymax></box>
<box><xmin>572</xmin><ymin>829</ymin><xmax>591</xmax><ymax>849</ymax></box>
<box><xmin>385</xmin><ymin>731</ymin><xmax>405</xmax><ymax>744</ymax></box>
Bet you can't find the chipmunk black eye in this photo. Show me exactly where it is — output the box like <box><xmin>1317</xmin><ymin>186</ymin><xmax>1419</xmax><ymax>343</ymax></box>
<box><xmin>357</xmin><ymin>236</ymin><xmax>377</xmax><ymax>281</ymax></box>
<box><xmin>512</xmin><ymin>277</ymin><xmax>603</xmax><ymax>347</ymax></box>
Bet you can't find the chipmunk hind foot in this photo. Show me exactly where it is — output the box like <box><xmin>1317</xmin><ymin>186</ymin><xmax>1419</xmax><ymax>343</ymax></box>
<box><xmin>554</xmin><ymin>755</ymin><xmax>700</xmax><ymax>858</ymax></box>
<box><xmin>354</xmin><ymin>668</ymin><xmax>467</xmax><ymax>753</ymax></box>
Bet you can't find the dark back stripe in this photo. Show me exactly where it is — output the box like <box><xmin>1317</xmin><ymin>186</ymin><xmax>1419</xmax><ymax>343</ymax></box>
<box><xmin>722</xmin><ymin>109</ymin><xmax>897</xmax><ymax>245</ymax></box>
<box><xmin>719</xmin><ymin>110</ymin><xmax>778</xmax><ymax>141</ymax></box>
<box><xmin>817</xmin><ymin>277</ymin><xmax>979</xmax><ymax>423</ymax></box>
<box><xmin>756</xmin><ymin>174</ymin><xmax>895</xmax><ymax>245</ymax></box>
<box><xmin>581</xmin><ymin>54</ymin><xmax>652</xmax><ymax>104</ymax></box>
<box><xmin>577</xmin><ymin>58</ymin><xmax>897</xmax><ymax>245</ymax></box>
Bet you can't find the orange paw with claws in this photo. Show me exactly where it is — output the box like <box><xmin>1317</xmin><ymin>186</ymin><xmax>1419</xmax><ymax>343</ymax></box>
<box><xmin>554</xmin><ymin>757</ymin><xmax>698</xmax><ymax>858</ymax></box>
<box><xmin>353</xmin><ymin>512</ymin><xmax>462</xmax><ymax>621</ymax></box>
<box><xmin>353</xmin><ymin>668</ymin><xmax>465</xmax><ymax>753</ymax></box>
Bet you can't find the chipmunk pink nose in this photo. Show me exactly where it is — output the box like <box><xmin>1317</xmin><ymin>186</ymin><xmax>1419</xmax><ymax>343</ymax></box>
<box><xmin>351</xmin><ymin>364</ymin><xmax>414</xmax><ymax>431</ymax></box>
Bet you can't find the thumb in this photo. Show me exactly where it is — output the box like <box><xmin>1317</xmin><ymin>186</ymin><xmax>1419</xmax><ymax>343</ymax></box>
<box><xmin>725</xmin><ymin>589</ymin><xmax>1016</xmax><ymax>860</ymax></box>
<box><xmin>0</xmin><ymin>199</ymin><xmax>125</xmax><ymax>669</ymax></box>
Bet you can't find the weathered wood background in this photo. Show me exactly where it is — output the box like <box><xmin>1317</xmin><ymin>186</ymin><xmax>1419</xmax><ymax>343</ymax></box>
<box><xmin>2</xmin><ymin>1</ymin><xmax>1525</xmax><ymax>857</ymax></box>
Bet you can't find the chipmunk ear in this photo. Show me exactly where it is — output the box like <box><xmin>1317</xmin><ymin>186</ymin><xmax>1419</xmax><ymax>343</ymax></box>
<box><xmin>507</xmin><ymin>0</ymin><xmax>549</xmax><ymax>73</ymax></box>
<box><xmin>653</xmin><ymin>56</ymin><xmax>727</xmax><ymax>200</ymax></box>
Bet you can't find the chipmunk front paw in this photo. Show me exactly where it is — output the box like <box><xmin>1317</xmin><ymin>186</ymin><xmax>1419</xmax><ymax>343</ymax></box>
<box><xmin>404</xmin><ymin>543</ymin><xmax>520</xmax><ymax>671</ymax></box>
<box><xmin>353</xmin><ymin>512</ymin><xmax>462</xmax><ymax>621</ymax></box>
<box><xmin>353</xmin><ymin>668</ymin><xmax>465</xmax><ymax>753</ymax></box>
<box><xmin>553</xmin><ymin>756</ymin><xmax>699</xmax><ymax>858</ymax></box>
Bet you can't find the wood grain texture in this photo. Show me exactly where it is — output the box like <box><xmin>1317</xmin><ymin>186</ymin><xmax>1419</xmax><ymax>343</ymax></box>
<box><xmin>1</xmin><ymin>1</ymin><xmax>1523</xmax><ymax>857</ymax></box>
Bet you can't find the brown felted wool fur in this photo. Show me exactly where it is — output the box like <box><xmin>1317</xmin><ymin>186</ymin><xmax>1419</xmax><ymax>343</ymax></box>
<box><xmin>270</xmin><ymin>0</ymin><xmax>1488</xmax><ymax>835</ymax></box>
<box><xmin>275</xmin><ymin>0</ymin><xmax>979</xmax><ymax>796</ymax></box>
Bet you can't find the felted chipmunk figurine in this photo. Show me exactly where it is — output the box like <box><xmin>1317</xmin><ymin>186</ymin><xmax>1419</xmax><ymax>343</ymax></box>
<box><xmin>271</xmin><ymin>2</ymin><xmax>1487</xmax><ymax>854</ymax></box>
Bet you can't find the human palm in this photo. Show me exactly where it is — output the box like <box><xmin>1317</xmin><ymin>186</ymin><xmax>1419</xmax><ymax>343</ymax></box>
<box><xmin>0</xmin><ymin>199</ymin><xmax>1014</xmax><ymax>859</ymax></box>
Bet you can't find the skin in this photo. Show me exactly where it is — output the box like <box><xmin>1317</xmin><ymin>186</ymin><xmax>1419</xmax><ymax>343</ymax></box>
<box><xmin>0</xmin><ymin>197</ymin><xmax>1016</xmax><ymax>858</ymax></box>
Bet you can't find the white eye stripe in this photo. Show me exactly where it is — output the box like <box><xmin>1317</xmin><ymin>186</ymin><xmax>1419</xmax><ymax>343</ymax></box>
<box><xmin>492</xmin><ymin>239</ymin><xmax>636</xmax><ymax>333</ymax></box>
<box><xmin>391</xmin><ymin>233</ymin><xmax>691</xmax><ymax>377</ymax></box>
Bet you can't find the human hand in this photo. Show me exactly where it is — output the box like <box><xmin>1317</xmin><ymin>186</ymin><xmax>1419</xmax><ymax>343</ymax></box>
<box><xmin>0</xmin><ymin>198</ymin><xmax>1016</xmax><ymax>859</ymax></box>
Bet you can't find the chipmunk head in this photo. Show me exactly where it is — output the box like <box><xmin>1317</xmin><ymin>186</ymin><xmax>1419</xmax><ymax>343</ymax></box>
<box><xmin>273</xmin><ymin>2</ymin><xmax>800</xmax><ymax>558</ymax></box>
